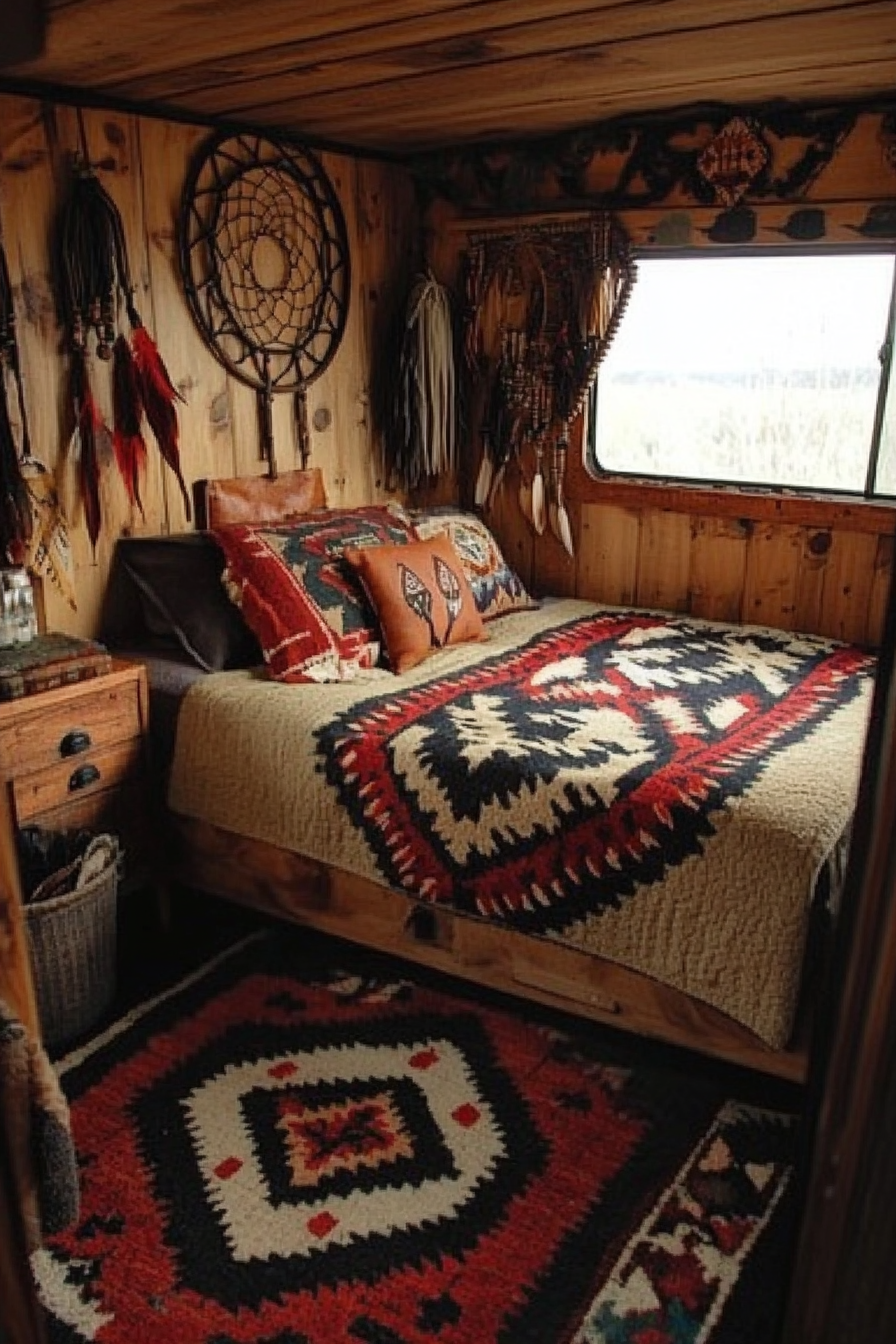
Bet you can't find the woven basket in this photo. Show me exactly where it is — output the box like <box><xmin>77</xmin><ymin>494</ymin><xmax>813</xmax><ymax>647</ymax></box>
<box><xmin>25</xmin><ymin>837</ymin><xmax>121</xmax><ymax>1050</ymax></box>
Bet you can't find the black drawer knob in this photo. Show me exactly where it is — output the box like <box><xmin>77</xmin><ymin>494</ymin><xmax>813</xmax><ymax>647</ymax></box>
<box><xmin>68</xmin><ymin>763</ymin><xmax>100</xmax><ymax>792</ymax></box>
<box><xmin>60</xmin><ymin>729</ymin><xmax>91</xmax><ymax>757</ymax></box>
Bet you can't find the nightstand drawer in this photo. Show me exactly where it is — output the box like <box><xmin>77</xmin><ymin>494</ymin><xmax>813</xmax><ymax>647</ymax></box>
<box><xmin>12</xmin><ymin>739</ymin><xmax>143</xmax><ymax>824</ymax></box>
<box><xmin>0</xmin><ymin>677</ymin><xmax>142</xmax><ymax>777</ymax></box>
<box><xmin>20</xmin><ymin>776</ymin><xmax>151</xmax><ymax>868</ymax></box>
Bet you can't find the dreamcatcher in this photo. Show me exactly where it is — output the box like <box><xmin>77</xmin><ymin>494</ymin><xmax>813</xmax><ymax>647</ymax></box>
<box><xmin>462</xmin><ymin>214</ymin><xmax>636</xmax><ymax>557</ymax></box>
<box><xmin>1</xmin><ymin>237</ymin><xmax>76</xmax><ymax>607</ymax></box>
<box><xmin>57</xmin><ymin>147</ymin><xmax>189</xmax><ymax>548</ymax></box>
<box><xmin>179</xmin><ymin>131</ymin><xmax>350</xmax><ymax>477</ymax></box>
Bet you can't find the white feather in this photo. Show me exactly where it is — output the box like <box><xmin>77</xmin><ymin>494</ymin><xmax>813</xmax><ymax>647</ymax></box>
<box><xmin>531</xmin><ymin>469</ymin><xmax>546</xmax><ymax>535</ymax></box>
<box><xmin>474</xmin><ymin>453</ymin><xmax>493</xmax><ymax>508</ymax></box>
<box><xmin>556</xmin><ymin>501</ymin><xmax>575</xmax><ymax>558</ymax></box>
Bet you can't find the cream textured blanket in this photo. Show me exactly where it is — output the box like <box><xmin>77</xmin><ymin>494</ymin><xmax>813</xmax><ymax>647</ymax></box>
<box><xmin>168</xmin><ymin>600</ymin><xmax>874</xmax><ymax>1048</ymax></box>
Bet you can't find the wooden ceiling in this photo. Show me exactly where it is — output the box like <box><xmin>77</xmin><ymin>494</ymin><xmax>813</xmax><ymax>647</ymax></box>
<box><xmin>3</xmin><ymin>0</ymin><xmax>896</xmax><ymax>156</ymax></box>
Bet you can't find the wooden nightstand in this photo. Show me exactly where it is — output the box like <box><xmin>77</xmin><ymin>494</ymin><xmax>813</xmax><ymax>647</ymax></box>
<box><xmin>0</xmin><ymin>659</ymin><xmax>152</xmax><ymax>893</ymax></box>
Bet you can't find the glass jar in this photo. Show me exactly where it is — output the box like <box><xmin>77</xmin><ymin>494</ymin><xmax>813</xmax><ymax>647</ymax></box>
<box><xmin>0</xmin><ymin>568</ymin><xmax>38</xmax><ymax>645</ymax></box>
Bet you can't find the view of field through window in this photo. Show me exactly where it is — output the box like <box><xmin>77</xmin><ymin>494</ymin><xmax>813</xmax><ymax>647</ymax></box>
<box><xmin>592</xmin><ymin>252</ymin><xmax>896</xmax><ymax>495</ymax></box>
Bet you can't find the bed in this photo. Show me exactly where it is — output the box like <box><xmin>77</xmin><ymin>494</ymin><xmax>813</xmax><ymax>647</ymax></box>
<box><xmin>103</xmin><ymin>471</ymin><xmax>875</xmax><ymax>1083</ymax></box>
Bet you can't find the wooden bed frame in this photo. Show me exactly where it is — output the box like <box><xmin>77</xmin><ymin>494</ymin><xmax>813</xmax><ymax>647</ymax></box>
<box><xmin>167</xmin><ymin>811</ymin><xmax>812</xmax><ymax>1084</ymax></box>
<box><xmin>161</xmin><ymin>469</ymin><xmax>815</xmax><ymax>1085</ymax></box>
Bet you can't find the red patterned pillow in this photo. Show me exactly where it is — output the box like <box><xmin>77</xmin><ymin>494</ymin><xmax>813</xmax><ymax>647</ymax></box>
<box><xmin>344</xmin><ymin>532</ymin><xmax>485</xmax><ymax>674</ymax></box>
<box><xmin>410</xmin><ymin>508</ymin><xmax>538</xmax><ymax>621</ymax></box>
<box><xmin>213</xmin><ymin>507</ymin><xmax>416</xmax><ymax>683</ymax></box>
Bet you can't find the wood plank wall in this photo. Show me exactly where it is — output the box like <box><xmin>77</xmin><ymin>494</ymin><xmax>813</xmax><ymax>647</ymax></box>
<box><xmin>480</xmin><ymin>436</ymin><xmax>895</xmax><ymax>648</ymax></box>
<box><xmin>0</xmin><ymin>94</ymin><xmax>419</xmax><ymax>639</ymax></box>
<box><xmin>424</xmin><ymin>103</ymin><xmax>896</xmax><ymax>648</ymax></box>
<box><xmin>0</xmin><ymin>90</ymin><xmax>893</xmax><ymax>648</ymax></box>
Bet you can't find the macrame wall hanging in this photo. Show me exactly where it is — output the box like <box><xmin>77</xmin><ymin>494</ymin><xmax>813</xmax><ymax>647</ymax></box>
<box><xmin>382</xmin><ymin>268</ymin><xmax>457</xmax><ymax>492</ymax></box>
<box><xmin>1</xmin><ymin>237</ymin><xmax>76</xmax><ymax>608</ymax></box>
<box><xmin>179</xmin><ymin>131</ymin><xmax>350</xmax><ymax>478</ymax></box>
<box><xmin>57</xmin><ymin>127</ymin><xmax>189</xmax><ymax>550</ymax></box>
<box><xmin>461</xmin><ymin>213</ymin><xmax>637</xmax><ymax>556</ymax></box>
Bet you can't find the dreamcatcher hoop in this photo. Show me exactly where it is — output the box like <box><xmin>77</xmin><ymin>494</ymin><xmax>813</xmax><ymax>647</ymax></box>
<box><xmin>179</xmin><ymin>130</ymin><xmax>350</xmax><ymax>475</ymax></box>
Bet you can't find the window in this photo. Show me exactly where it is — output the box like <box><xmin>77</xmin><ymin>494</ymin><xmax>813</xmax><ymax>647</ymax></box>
<box><xmin>589</xmin><ymin>251</ymin><xmax>896</xmax><ymax>497</ymax></box>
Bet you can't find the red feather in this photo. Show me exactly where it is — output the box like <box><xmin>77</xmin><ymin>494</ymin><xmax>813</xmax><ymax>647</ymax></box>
<box><xmin>112</xmin><ymin>335</ymin><xmax>147</xmax><ymax>516</ymax></box>
<box><xmin>131</xmin><ymin>325</ymin><xmax>191</xmax><ymax>520</ymax></box>
<box><xmin>71</xmin><ymin>349</ymin><xmax>103</xmax><ymax>552</ymax></box>
<box><xmin>131</xmin><ymin>323</ymin><xmax>186</xmax><ymax>404</ymax></box>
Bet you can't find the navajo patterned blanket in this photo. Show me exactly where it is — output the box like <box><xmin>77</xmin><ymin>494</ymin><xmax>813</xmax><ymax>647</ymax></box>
<box><xmin>168</xmin><ymin>601</ymin><xmax>875</xmax><ymax>1048</ymax></box>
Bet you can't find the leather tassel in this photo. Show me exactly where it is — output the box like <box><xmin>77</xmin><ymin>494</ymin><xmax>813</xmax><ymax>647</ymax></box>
<box><xmin>112</xmin><ymin>334</ymin><xmax>146</xmax><ymax>516</ymax></box>
<box><xmin>71</xmin><ymin>348</ymin><xmax>102</xmax><ymax>552</ymax></box>
<box><xmin>131</xmin><ymin>325</ymin><xmax>191</xmax><ymax>520</ymax></box>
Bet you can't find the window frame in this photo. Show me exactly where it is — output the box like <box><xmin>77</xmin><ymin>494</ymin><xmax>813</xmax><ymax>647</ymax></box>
<box><xmin>585</xmin><ymin>244</ymin><xmax>896</xmax><ymax>504</ymax></box>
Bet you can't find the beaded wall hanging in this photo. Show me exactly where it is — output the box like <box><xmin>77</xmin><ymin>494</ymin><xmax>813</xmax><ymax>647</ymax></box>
<box><xmin>461</xmin><ymin>213</ymin><xmax>636</xmax><ymax>555</ymax></box>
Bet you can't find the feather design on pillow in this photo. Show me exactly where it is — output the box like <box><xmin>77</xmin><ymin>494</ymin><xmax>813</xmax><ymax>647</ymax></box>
<box><xmin>399</xmin><ymin>562</ymin><xmax>436</xmax><ymax>646</ymax></box>
<box><xmin>434</xmin><ymin>553</ymin><xmax>462</xmax><ymax>642</ymax></box>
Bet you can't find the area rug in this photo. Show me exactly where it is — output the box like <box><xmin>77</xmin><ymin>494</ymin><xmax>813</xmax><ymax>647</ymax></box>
<box><xmin>33</xmin><ymin>929</ymin><xmax>798</xmax><ymax>1344</ymax></box>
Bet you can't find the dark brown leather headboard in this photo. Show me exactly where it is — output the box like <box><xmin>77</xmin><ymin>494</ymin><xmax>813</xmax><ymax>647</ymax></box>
<box><xmin>197</xmin><ymin>468</ymin><xmax>328</xmax><ymax>529</ymax></box>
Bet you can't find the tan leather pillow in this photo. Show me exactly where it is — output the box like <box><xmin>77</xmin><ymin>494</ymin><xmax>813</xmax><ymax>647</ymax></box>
<box><xmin>200</xmin><ymin>468</ymin><xmax>327</xmax><ymax>529</ymax></box>
<box><xmin>344</xmin><ymin>532</ymin><xmax>485</xmax><ymax>674</ymax></box>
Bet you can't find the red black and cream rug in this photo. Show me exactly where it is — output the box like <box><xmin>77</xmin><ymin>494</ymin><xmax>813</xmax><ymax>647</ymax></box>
<box><xmin>35</xmin><ymin>930</ymin><xmax>798</xmax><ymax>1344</ymax></box>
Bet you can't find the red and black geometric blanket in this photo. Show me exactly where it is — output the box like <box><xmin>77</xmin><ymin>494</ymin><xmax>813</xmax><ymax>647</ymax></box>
<box><xmin>317</xmin><ymin>610</ymin><xmax>873</xmax><ymax>935</ymax></box>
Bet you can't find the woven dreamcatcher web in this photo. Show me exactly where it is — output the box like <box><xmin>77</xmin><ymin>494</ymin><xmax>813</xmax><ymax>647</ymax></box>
<box><xmin>179</xmin><ymin>131</ymin><xmax>350</xmax><ymax>476</ymax></box>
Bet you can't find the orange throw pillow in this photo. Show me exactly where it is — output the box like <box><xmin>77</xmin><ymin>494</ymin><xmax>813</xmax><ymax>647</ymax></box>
<box><xmin>344</xmin><ymin>533</ymin><xmax>485</xmax><ymax>673</ymax></box>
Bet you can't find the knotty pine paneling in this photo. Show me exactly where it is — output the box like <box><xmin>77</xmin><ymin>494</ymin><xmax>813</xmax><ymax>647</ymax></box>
<box><xmin>531</xmin><ymin>484</ymin><xmax>895</xmax><ymax>648</ymax></box>
<box><xmin>0</xmin><ymin>93</ymin><xmax>418</xmax><ymax>639</ymax></box>
<box><xmin>268</xmin><ymin>3</ymin><xmax>896</xmax><ymax>151</ymax></box>
<box><xmin>478</xmin><ymin>426</ymin><xmax>895</xmax><ymax>647</ymax></box>
<box><xmin>480</xmin><ymin>457</ymin><xmax>895</xmax><ymax>648</ymax></box>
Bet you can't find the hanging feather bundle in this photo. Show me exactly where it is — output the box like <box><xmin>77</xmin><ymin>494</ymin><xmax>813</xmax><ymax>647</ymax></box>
<box><xmin>386</xmin><ymin>270</ymin><xmax>457</xmax><ymax>492</ymax></box>
<box><xmin>58</xmin><ymin>157</ymin><xmax>189</xmax><ymax>546</ymax></box>
<box><xmin>0</xmin><ymin>240</ymin><xmax>34</xmax><ymax>561</ymax></box>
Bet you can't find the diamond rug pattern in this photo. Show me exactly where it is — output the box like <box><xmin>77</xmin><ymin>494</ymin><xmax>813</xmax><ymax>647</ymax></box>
<box><xmin>35</xmin><ymin>931</ymin><xmax>798</xmax><ymax>1343</ymax></box>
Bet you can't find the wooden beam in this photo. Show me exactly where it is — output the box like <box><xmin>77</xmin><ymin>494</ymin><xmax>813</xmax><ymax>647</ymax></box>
<box><xmin>242</xmin><ymin>5</ymin><xmax>896</xmax><ymax>146</ymax></box>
